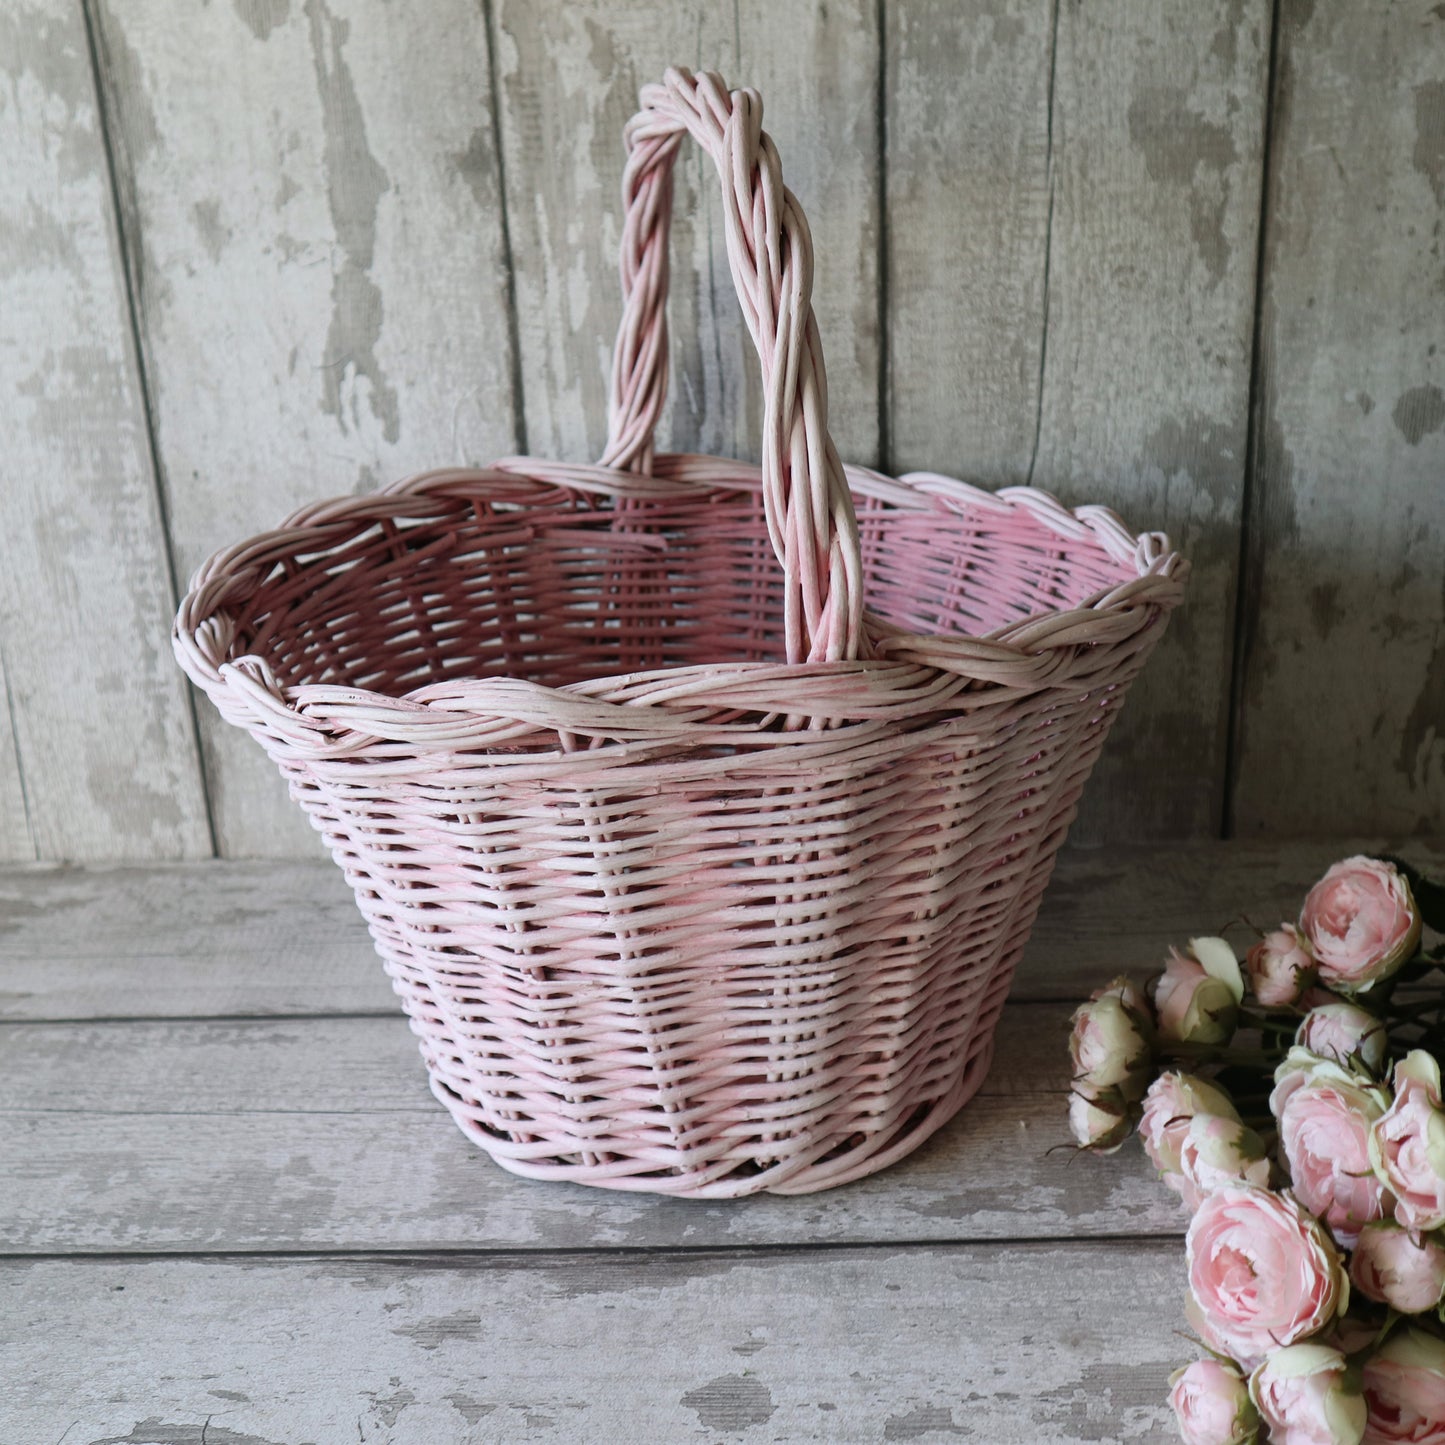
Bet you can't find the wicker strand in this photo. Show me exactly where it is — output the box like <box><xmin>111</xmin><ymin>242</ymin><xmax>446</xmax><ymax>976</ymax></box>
<box><xmin>599</xmin><ymin>68</ymin><xmax>864</xmax><ymax>666</ymax></box>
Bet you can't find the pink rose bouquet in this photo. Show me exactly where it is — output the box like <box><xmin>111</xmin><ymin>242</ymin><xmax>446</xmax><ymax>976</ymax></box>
<box><xmin>1066</xmin><ymin>853</ymin><xmax>1445</xmax><ymax>1442</ymax></box>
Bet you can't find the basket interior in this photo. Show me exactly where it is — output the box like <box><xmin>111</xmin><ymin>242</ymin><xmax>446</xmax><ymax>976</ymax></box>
<box><xmin>240</xmin><ymin>475</ymin><xmax>1135</xmax><ymax>697</ymax></box>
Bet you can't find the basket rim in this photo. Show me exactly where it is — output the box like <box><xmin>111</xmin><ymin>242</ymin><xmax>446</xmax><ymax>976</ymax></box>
<box><xmin>172</xmin><ymin>453</ymin><xmax>1188</xmax><ymax>756</ymax></box>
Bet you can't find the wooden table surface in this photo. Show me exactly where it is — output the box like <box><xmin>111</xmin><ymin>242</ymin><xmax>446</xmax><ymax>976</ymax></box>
<box><xmin>7</xmin><ymin>839</ymin><xmax>1442</xmax><ymax>1444</ymax></box>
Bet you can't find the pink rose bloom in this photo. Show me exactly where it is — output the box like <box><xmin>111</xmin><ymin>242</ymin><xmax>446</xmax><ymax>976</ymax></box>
<box><xmin>1169</xmin><ymin>1357</ymin><xmax>1260</xmax><ymax>1445</ymax></box>
<box><xmin>1140</xmin><ymin>1072</ymin><xmax>1241</xmax><ymax>1197</ymax></box>
<box><xmin>1362</xmin><ymin>1327</ymin><xmax>1445</xmax><ymax>1445</ymax></box>
<box><xmin>1179</xmin><ymin>1114</ymin><xmax>1271</xmax><ymax>1209</ymax></box>
<box><xmin>1297</xmin><ymin>1002</ymin><xmax>1389</xmax><ymax>1075</ymax></box>
<box><xmin>1350</xmin><ymin>1222</ymin><xmax>1445</xmax><ymax>1313</ymax></box>
<box><xmin>1156</xmin><ymin>938</ymin><xmax>1245</xmax><ymax>1046</ymax></box>
<box><xmin>1272</xmin><ymin>1048</ymin><xmax>1392</xmax><ymax>1246</ymax></box>
<box><xmin>1069</xmin><ymin>976</ymin><xmax>1154</xmax><ymax>1101</ymax></box>
<box><xmin>1369</xmin><ymin>1052</ymin><xmax>1445</xmax><ymax>1234</ymax></box>
<box><xmin>1248</xmin><ymin>924</ymin><xmax>1318</xmax><ymax>1007</ymax></box>
<box><xmin>1301</xmin><ymin>857</ymin><xmax>1421</xmax><ymax>993</ymax></box>
<box><xmin>1186</xmin><ymin>1186</ymin><xmax>1348</xmax><ymax>1368</ymax></box>
<box><xmin>1251</xmin><ymin>1344</ymin><xmax>1367</xmax><ymax>1445</ymax></box>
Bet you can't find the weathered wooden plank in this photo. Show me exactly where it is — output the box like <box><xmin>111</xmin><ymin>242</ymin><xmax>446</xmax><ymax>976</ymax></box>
<box><xmin>0</xmin><ymin>1003</ymin><xmax>1181</xmax><ymax>1253</ymax></box>
<box><xmin>884</xmin><ymin>0</ymin><xmax>1054</xmax><ymax>480</ymax></box>
<box><xmin>0</xmin><ymin>654</ymin><xmax>30</xmax><ymax>863</ymax></box>
<box><xmin>492</xmin><ymin>0</ymin><xmax>881</xmax><ymax>467</ymax></box>
<box><xmin>0</xmin><ymin>1245</ymin><xmax>1181</xmax><ymax>1441</ymax></box>
<box><xmin>0</xmin><ymin>1007</ymin><xmax>1075</xmax><ymax>1116</ymax></box>
<box><xmin>0</xmin><ymin>858</ymin><xmax>377</xmax><ymax>1020</ymax></box>
<box><xmin>0</xmin><ymin>1061</ymin><xmax>1175</xmax><ymax>1255</ymax></box>
<box><xmin>91</xmin><ymin>0</ymin><xmax>521</xmax><ymax>857</ymax></box>
<box><xmin>1032</xmin><ymin>0</ymin><xmax>1270</xmax><ymax>842</ymax></box>
<box><xmin>0</xmin><ymin>1</ymin><xmax>211</xmax><ymax>862</ymax></box>
<box><xmin>1233</xmin><ymin>0</ymin><xmax>1445</xmax><ymax>836</ymax></box>
<box><xmin>4</xmin><ymin>839</ymin><xmax>1441</xmax><ymax>1021</ymax></box>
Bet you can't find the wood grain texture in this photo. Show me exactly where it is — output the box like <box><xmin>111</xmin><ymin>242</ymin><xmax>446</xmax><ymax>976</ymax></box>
<box><xmin>91</xmin><ymin>0</ymin><xmax>520</xmax><ymax>857</ymax></box>
<box><xmin>0</xmin><ymin>858</ymin><xmax>374</xmax><ymax>1020</ymax></box>
<box><xmin>0</xmin><ymin>1006</ymin><xmax>1180</xmax><ymax>1254</ymax></box>
<box><xmin>5</xmin><ymin>839</ymin><xmax>1443</xmax><ymax>1021</ymax></box>
<box><xmin>884</xmin><ymin>0</ymin><xmax>1054</xmax><ymax>481</ymax></box>
<box><xmin>0</xmin><ymin>1006</ymin><xmax>1075</xmax><ymax>1117</ymax></box>
<box><xmin>0</xmin><ymin>1245</ymin><xmax>1181</xmax><ymax>1442</ymax></box>
<box><xmin>0</xmin><ymin>654</ymin><xmax>29</xmax><ymax>862</ymax></box>
<box><xmin>1033</xmin><ymin>0</ymin><xmax>1270</xmax><ymax>843</ymax></box>
<box><xmin>0</xmin><ymin>1</ymin><xmax>211</xmax><ymax>862</ymax></box>
<box><xmin>1233</xmin><ymin>0</ymin><xmax>1445</xmax><ymax>836</ymax></box>
<box><xmin>492</xmin><ymin>0</ymin><xmax>881</xmax><ymax>468</ymax></box>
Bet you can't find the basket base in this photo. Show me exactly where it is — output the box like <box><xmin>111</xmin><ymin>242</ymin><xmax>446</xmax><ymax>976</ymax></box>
<box><xmin>432</xmin><ymin>1033</ymin><xmax>998</xmax><ymax>1200</ymax></box>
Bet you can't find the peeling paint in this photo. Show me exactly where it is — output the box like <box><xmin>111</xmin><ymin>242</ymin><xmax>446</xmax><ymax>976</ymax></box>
<box><xmin>87</xmin><ymin>1420</ymin><xmax>301</xmax><ymax>1445</ymax></box>
<box><xmin>394</xmin><ymin>1310</ymin><xmax>481</xmax><ymax>1350</ymax></box>
<box><xmin>1126</xmin><ymin>86</ymin><xmax>1239</xmax><ymax>286</ymax></box>
<box><xmin>450</xmin><ymin>125</ymin><xmax>497</xmax><ymax>211</ymax></box>
<box><xmin>1392</xmin><ymin>384</ymin><xmax>1445</xmax><ymax>446</ymax></box>
<box><xmin>1141</xmin><ymin>410</ymin><xmax>1242</xmax><ymax>511</ymax></box>
<box><xmin>234</xmin><ymin>0</ymin><xmax>291</xmax><ymax>42</ymax></box>
<box><xmin>1414</xmin><ymin>79</ymin><xmax>1445</xmax><ymax>206</ymax></box>
<box><xmin>304</xmin><ymin>0</ymin><xmax>399</xmax><ymax>444</ymax></box>
<box><xmin>680</xmin><ymin>1374</ymin><xmax>777</xmax><ymax>1431</ymax></box>
<box><xmin>191</xmin><ymin>198</ymin><xmax>225</xmax><ymax>263</ymax></box>
<box><xmin>884</xmin><ymin>1404</ymin><xmax>971</xmax><ymax>1439</ymax></box>
<box><xmin>445</xmin><ymin>1393</ymin><xmax>498</xmax><ymax>1425</ymax></box>
<box><xmin>366</xmin><ymin>1385</ymin><xmax>415</xmax><ymax>1429</ymax></box>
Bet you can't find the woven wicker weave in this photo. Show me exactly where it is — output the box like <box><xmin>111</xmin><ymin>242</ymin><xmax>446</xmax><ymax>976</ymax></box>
<box><xmin>174</xmin><ymin>69</ymin><xmax>1187</xmax><ymax>1197</ymax></box>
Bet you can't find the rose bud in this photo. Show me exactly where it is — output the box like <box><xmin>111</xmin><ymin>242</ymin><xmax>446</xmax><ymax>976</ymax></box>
<box><xmin>1067</xmin><ymin>1085</ymin><xmax>1133</xmax><ymax>1153</ymax></box>
<box><xmin>1271</xmin><ymin>1048</ymin><xmax>1392</xmax><ymax>1246</ymax></box>
<box><xmin>1361</xmin><ymin>1326</ymin><xmax>1445</xmax><ymax>1445</ymax></box>
<box><xmin>1246</xmin><ymin>924</ymin><xmax>1318</xmax><ymax>1007</ymax></box>
<box><xmin>1297</xmin><ymin>1002</ymin><xmax>1389</xmax><ymax>1075</ymax></box>
<box><xmin>1069</xmin><ymin>977</ymin><xmax>1154</xmax><ymax>1102</ymax></box>
<box><xmin>1370</xmin><ymin>1051</ymin><xmax>1445</xmax><ymax>1234</ymax></box>
<box><xmin>1155</xmin><ymin>938</ymin><xmax>1246</xmax><ymax>1047</ymax></box>
<box><xmin>1139</xmin><ymin>1072</ymin><xmax>1241</xmax><ymax>1207</ymax></box>
<box><xmin>1301</xmin><ymin>856</ymin><xmax>1421</xmax><ymax>994</ymax></box>
<box><xmin>1169</xmin><ymin>1357</ymin><xmax>1260</xmax><ymax>1445</ymax></box>
<box><xmin>1178</xmin><ymin>1113</ymin><xmax>1271</xmax><ymax>1206</ymax></box>
<box><xmin>1186</xmin><ymin>1186</ymin><xmax>1348</xmax><ymax>1369</ymax></box>
<box><xmin>1249</xmin><ymin>1344</ymin><xmax>1366</xmax><ymax>1445</ymax></box>
<box><xmin>1349</xmin><ymin>1222</ymin><xmax>1445</xmax><ymax>1314</ymax></box>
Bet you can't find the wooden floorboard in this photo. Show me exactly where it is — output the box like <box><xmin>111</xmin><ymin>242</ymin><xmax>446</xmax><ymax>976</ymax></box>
<box><xmin>5</xmin><ymin>838</ymin><xmax>1441</xmax><ymax>1020</ymax></box>
<box><xmin>0</xmin><ymin>1009</ymin><xmax>1175</xmax><ymax>1255</ymax></box>
<box><xmin>10</xmin><ymin>841</ymin><xmax>1439</xmax><ymax>1436</ymax></box>
<box><xmin>1</xmin><ymin>1243</ymin><xmax>1179</xmax><ymax>1443</ymax></box>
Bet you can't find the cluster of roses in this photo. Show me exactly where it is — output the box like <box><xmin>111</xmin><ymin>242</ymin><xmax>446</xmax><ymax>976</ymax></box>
<box><xmin>1068</xmin><ymin>855</ymin><xmax>1445</xmax><ymax>1444</ymax></box>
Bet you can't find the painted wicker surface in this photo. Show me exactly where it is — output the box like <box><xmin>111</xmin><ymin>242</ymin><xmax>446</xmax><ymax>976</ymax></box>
<box><xmin>174</xmin><ymin>69</ymin><xmax>1187</xmax><ymax>1197</ymax></box>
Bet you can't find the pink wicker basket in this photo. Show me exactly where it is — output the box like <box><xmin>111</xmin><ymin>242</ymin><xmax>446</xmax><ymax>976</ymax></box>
<box><xmin>174</xmin><ymin>69</ymin><xmax>1186</xmax><ymax>1197</ymax></box>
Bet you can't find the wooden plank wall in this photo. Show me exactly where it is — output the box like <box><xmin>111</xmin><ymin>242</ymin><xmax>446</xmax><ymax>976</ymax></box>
<box><xmin>1</xmin><ymin>0</ymin><xmax>1440</xmax><ymax>860</ymax></box>
<box><xmin>1232</xmin><ymin>0</ymin><xmax>1445</xmax><ymax>836</ymax></box>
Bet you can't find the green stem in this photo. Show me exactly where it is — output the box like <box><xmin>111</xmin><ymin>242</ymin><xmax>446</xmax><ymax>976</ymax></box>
<box><xmin>1161</xmin><ymin>1044</ymin><xmax>1280</xmax><ymax>1068</ymax></box>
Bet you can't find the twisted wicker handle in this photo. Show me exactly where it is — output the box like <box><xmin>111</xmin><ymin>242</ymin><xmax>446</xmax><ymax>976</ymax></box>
<box><xmin>599</xmin><ymin>69</ymin><xmax>866</xmax><ymax>665</ymax></box>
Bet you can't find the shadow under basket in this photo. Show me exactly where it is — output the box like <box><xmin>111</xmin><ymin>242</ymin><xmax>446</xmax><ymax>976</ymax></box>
<box><xmin>173</xmin><ymin>70</ymin><xmax>1186</xmax><ymax>1197</ymax></box>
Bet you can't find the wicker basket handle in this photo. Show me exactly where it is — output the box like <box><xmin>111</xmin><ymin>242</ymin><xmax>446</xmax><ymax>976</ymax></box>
<box><xmin>599</xmin><ymin>68</ymin><xmax>866</xmax><ymax>665</ymax></box>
